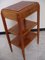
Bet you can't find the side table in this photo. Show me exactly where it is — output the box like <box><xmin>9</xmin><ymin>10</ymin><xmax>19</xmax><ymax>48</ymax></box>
<box><xmin>1</xmin><ymin>1</ymin><xmax>40</xmax><ymax>60</ymax></box>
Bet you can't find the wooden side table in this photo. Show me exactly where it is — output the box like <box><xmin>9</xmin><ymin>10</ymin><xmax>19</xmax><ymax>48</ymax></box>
<box><xmin>1</xmin><ymin>1</ymin><xmax>40</xmax><ymax>60</ymax></box>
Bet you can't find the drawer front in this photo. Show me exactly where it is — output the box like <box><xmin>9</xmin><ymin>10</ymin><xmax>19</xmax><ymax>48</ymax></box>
<box><xmin>2</xmin><ymin>9</ymin><xmax>17</xmax><ymax>21</ymax></box>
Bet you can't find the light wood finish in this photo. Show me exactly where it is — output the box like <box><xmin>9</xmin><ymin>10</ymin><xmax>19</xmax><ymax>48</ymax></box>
<box><xmin>1</xmin><ymin>1</ymin><xmax>40</xmax><ymax>60</ymax></box>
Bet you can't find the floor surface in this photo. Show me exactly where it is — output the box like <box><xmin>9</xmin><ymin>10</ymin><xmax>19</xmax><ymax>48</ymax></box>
<box><xmin>0</xmin><ymin>31</ymin><xmax>45</xmax><ymax>60</ymax></box>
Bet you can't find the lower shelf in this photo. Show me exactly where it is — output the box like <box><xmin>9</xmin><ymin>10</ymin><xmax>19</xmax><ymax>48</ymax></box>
<box><xmin>11</xmin><ymin>31</ymin><xmax>37</xmax><ymax>49</ymax></box>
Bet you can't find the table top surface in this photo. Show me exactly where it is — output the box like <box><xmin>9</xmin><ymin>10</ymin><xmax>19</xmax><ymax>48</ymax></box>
<box><xmin>2</xmin><ymin>1</ymin><xmax>38</xmax><ymax>12</ymax></box>
<box><xmin>1</xmin><ymin>1</ymin><xmax>39</xmax><ymax>20</ymax></box>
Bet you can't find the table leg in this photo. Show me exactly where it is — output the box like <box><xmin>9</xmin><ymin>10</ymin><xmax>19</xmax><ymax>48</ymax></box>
<box><xmin>1</xmin><ymin>11</ymin><xmax>13</xmax><ymax>52</ymax></box>
<box><xmin>17</xmin><ymin>16</ymin><xmax>25</xmax><ymax>60</ymax></box>
<box><xmin>37</xmin><ymin>6</ymin><xmax>40</xmax><ymax>44</ymax></box>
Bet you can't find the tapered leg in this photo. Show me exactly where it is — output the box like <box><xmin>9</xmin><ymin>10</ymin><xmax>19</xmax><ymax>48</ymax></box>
<box><xmin>1</xmin><ymin>11</ymin><xmax>13</xmax><ymax>52</ymax></box>
<box><xmin>20</xmin><ymin>35</ymin><xmax>25</xmax><ymax>60</ymax></box>
<box><xmin>37</xmin><ymin>6</ymin><xmax>40</xmax><ymax>44</ymax></box>
<box><xmin>17</xmin><ymin>16</ymin><xmax>25</xmax><ymax>60</ymax></box>
<box><xmin>18</xmin><ymin>27</ymin><xmax>25</xmax><ymax>60</ymax></box>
